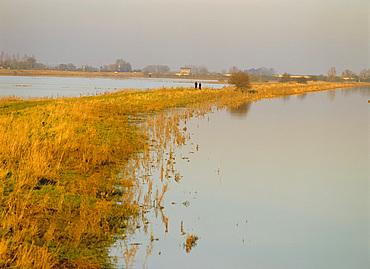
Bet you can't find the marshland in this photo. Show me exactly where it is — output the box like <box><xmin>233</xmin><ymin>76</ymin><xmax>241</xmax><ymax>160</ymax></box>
<box><xmin>0</xmin><ymin>80</ymin><xmax>369</xmax><ymax>268</ymax></box>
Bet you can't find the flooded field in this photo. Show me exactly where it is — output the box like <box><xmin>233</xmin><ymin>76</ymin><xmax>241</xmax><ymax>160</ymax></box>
<box><xmin>110</xmin><ymin>87</ymin><xmax>369</xmax><ymax>268</ymax></box>
<box><xmin>0</xmin><ymin>76</ymin><xmax>226</xmax><ymax>98</ymax></box>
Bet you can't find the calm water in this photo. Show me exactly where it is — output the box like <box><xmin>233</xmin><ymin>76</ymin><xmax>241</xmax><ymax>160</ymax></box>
<box><xmin>0</xmin><ymin>76</ymin><xmax>226</xmax><ymax>98</ymax></box>
<box><xmin>110</xmin><ymin>87</ymin><xmax>369</xmax><ymax>268</ymax></box>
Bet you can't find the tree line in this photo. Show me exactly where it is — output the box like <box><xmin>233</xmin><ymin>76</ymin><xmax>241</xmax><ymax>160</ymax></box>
<box><xmin>0</xmin><ymin>52</ymin><xmax>46</xmax><ymax>70</ymax></box>
<box><xmin>0</xmin><ymin>53</ymin><xmax>210</xmax><ymax>75</ymax></box>
<box><xmin>326</xmin><ymin>67</ymin><xmax>370</xmax><ymax>82</ymax></box>
<box><xmin>279</xmin><ymin>67</ymin><xmax>370</xmax><ymax>83</ymax></box>
<box><xmin>0</xmin><ymin>52</ymin><xmax>136</xmax><ymax>73</ymax></box>
<box><xmin>229</xmin><ymin>66</ymin><xmax>276</xmax><ymax>75</ymax></box>
<box><xmin>1</xmin><ymin>52</ymin><xmax>370</xmax><ymax>81</ymax></box>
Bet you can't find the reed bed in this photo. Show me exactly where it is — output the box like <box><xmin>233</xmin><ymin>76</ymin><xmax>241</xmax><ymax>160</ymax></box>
<box><xmin>0</xmin><ymin>81</ymin><xmax>367</xmax><ymax>268</ymax></box>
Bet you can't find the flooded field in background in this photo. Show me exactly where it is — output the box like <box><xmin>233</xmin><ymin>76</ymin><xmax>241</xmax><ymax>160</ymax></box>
<box><xmin>0</xmin><ymin>76</ymin><xmax>227</xmax><ymax>98</ymax></box>
<box><xmin>110</xmin><ymin>87</ymin><xmax>369</xmax><ymax>268</ymax></box>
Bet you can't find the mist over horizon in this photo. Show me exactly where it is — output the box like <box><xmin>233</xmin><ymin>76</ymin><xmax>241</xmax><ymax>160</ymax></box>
<box><xmin>1</xmin><ymin>0</ymin><xmax>369</xmax><ymax>75</ymax></box>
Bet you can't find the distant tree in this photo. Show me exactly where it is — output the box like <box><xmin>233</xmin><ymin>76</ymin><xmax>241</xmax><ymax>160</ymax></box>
<box><xmin>103</xmin><ymin>59</ymin><xmax>132</xmax><ymax>72</ymax></box>
<box><xmin>359</xmin><ymin>69</ymin><xmax>370</xmax><ymax>81</ymax></box>
<box><xmin>244</xmin><ymin>67</ymin><xmax>276</xmax><ymax>75</ymax></box>
<box><xmin>185</xmin><ymin>65</ymin><xmax>208</xmax><ymax>74</ymax></box>
<box><xmin>102</xmin><ymin>64</ymin><xmax>113</xmax><ymax>72</ymax></box>
<box><xmin>0</xmin><ymin>52</ymin><xmax>11</xmax><ymax>68</ymax></box>
<box><xmin>261</xmin><ymin>67</ymin><xmax>276</xmax><ymax>75</ymax></box>
<box><xmin>142</xmin><ymin>65</ymin><xmax>170</xmax><ymax>73</ymax></box>
<box><xmin>228</xmin><ymin>72</ymin><xmax>251</xmax><ymax>91</ymax></box>
<box><xmin>280</xmin><ymin>73</ymin><xmax>292</xmax><ymax>82</ymax></box>
<box><xmin>0</xmin><ymin>52</ymin><xmax>43</xmax><ymax>70</ymax></box>
<box><xmin>80</xmin><ymin>65</ymin><xmax>98</xmax><ymax>72</ymax></box>
<box><xmin>341</xmin><ymin>69</ymin><xmax>352</xmax><ymax>77</ymax></box>
<box><xmin>0</xmin><ymin>51</ymin><xmax>4</xmax><ymax>66</ymax></box>
<box><xmin>67</xmin><ymin>63</ymin><xmax>77</xmax><ymax>71</ymax></box>
<box><xmin>341</xmin><ymin>69</ymin><xmax>357</xmax><ymax>80</ymax></box>
<box><xmin>33</xmin><ymin>62</ymin><xmax>47</xmax><ymax>69</ymax></box>
<box><xmin>327</xmin><ymin>67</ymin><xmax>337</xmax><ymax>82</ymax></box>
<box><xmin>198</xmin><ymin>66</ymin><xmax>209</xmax><ymax>73</ymax></box>
<box><xmin>58</xmin><ymin>64</ymin><xmax>67</xmax><ymax>71</ymax></box>
<box><xmin>229</xmin><ymin>66</ymin><xmax>239</xmax><ymax>74</ymax></box>
<box><xmin>23</xmin><ymin>56</ymin><xmax>37</xmax><ymax>69</ymax></box>
<box><xmin>359</xmin><ymin>69</ymin><xmax>367</xmax><ymax>79</ymax></box>
<box><xmin>116</xmin><ymin>59</ymin><xmax>132</xmax><ymax>72</ymax></box>
<box><xmin>58</xmin><ymin>63</ymin><xmax>77</xmax><ymax>72</ymax></box>
<box><xmin>160</xmin><ymin>65</ymin><xmax>170</xmax><ymax>73</ymax></box>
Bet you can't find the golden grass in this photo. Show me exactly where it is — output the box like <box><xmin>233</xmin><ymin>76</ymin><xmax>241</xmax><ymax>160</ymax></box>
<box><xmin>0</xmin><ymin>98</ymin><xmax>142</xmax><ymax>267</ymax></box>
<box><xmin>0</xmin><ymin>81</ymin><xmax>368</xmax><ymax>268</ymax></box>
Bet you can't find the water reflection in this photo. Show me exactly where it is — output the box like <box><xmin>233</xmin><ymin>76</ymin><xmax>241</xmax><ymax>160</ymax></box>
<box><xmin>122</xmin><ymin>245</ymin><xmax>139</xmax><ymax>269</ymax></box>
<box><xmin>327</xmin><ymin>87</ymin><xmax>370</xmax><ymax>101</ymax></box>
<box><xmin>0</xmin><ymin>76</ymin><xmax>227</xmax><ymax>98</ymax></box>
<box><xmin>227</xmin><ymin>102</ymin><xmax>251</xmax><ymax>118</ymax></box>
<box><xmin>327</xmin><ymin>90</ymin><xmax>336</xmax><ymax>101</ymax></box>
<box><xmin>296</xmin><ymin>93</ymin><xmax>307</xmax><ymax>99</ymax></box>
<box><xmin>111</xmin><ymin>87</ymin><xmax>369</xmax><ymax>269</ymax></box>
<box><xmin>340</xmin><ymin>86</ymin><xmax>370</xmax><ymax>97</ymax></box>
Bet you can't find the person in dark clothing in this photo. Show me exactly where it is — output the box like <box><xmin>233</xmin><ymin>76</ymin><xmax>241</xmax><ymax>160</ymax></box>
<box><xmin>195</xmin><ymin>81</ymin><xmax>198</xmax><ymax>89</ymax></box>
<box><xmin>198</xmin><ymin>83</ymin><xmax>202</xmax><ymax>90</ymax></box>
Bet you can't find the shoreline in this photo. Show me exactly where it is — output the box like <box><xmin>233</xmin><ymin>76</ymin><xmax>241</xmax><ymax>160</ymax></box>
<box><xmin>0</xmin><ymin>69</ymin><xmax>230</xmax><ymax>84</ymax></box>
<box><xmin>0</xmin><ymin>82</ymin><xmax>369</xmax><ymax>268</ymax></box>
<box><xmin>1</xmin><ymin>69</ymin><xmax>367</xmax><ymax>86</ymax></box>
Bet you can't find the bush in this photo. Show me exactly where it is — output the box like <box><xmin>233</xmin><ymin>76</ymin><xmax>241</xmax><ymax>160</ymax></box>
<box><xmin>228</xmin><ymin>72</ymin><xmax>251</xmax><ymax>91</ymax></box>
<box><xmin>296</xmin><ymin>76</ymin><xmax>307</xmax><ymax>84</ymax></box>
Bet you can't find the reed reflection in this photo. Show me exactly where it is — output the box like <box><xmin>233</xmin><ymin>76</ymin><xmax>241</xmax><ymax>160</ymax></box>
<box><xmin>327</xmin><ymin>90</ymin><xmax>336</xmax><ymax>101</ymax></box>
<box><xmin>296</xmin><ymin>93</ymin><xmax>307</xmax><ymax>100</ymax></box>
<box><xmin>329</xmin><ymin>87</ymin><xmax>370</xmax><ymax>101</ymax></box>
<box><xmin>228</xmin><ymin>102</ymin><xmax>252</xmax><ymax>118</ymax></box>
<box><xmin>341</xmin><ymin>87</ymin><xmax>370</xmax><ymax>97</ymax></box>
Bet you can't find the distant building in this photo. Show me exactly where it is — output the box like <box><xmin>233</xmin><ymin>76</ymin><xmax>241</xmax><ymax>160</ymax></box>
<box><xmin>180</xmin><ymin>67</ymin><xmax>191</xmax><ymax>75</ymax></box>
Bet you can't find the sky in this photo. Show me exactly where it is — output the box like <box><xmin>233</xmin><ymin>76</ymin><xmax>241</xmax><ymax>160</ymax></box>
<box><xmin>0</xmin><ymin>0</ymin><xmax>369</xmax><ymax>75</ymax></box>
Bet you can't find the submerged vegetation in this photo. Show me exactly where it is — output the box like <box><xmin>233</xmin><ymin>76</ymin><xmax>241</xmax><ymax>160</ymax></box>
<box><xmin>0</xmin><ymin>81</ymin><xmax>368</xmax><ymax>268</ymax></box>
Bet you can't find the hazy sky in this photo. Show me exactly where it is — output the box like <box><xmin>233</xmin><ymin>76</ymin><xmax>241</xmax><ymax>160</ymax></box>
<box><xmin>0</xmin><ymin>0</ymin><xmax>369</xmax><ymax>74</ymax></box>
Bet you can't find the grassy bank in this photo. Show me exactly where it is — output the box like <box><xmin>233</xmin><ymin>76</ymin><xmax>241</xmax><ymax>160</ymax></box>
<box><xmin>0</xmin><ymin>82</ymin><xmax>368</xmax><ymax>268</ymax></box>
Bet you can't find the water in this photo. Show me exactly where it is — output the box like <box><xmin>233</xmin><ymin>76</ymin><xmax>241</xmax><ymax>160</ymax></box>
<box><xmin>110</xmin><ymin>87</ymin><xmax>369</xmax><ymax>268</ymax></box>
<box><xmin>0</xmin><ymin>76</ymin><xmax>226</xmax><ymax>98</ymax></box>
